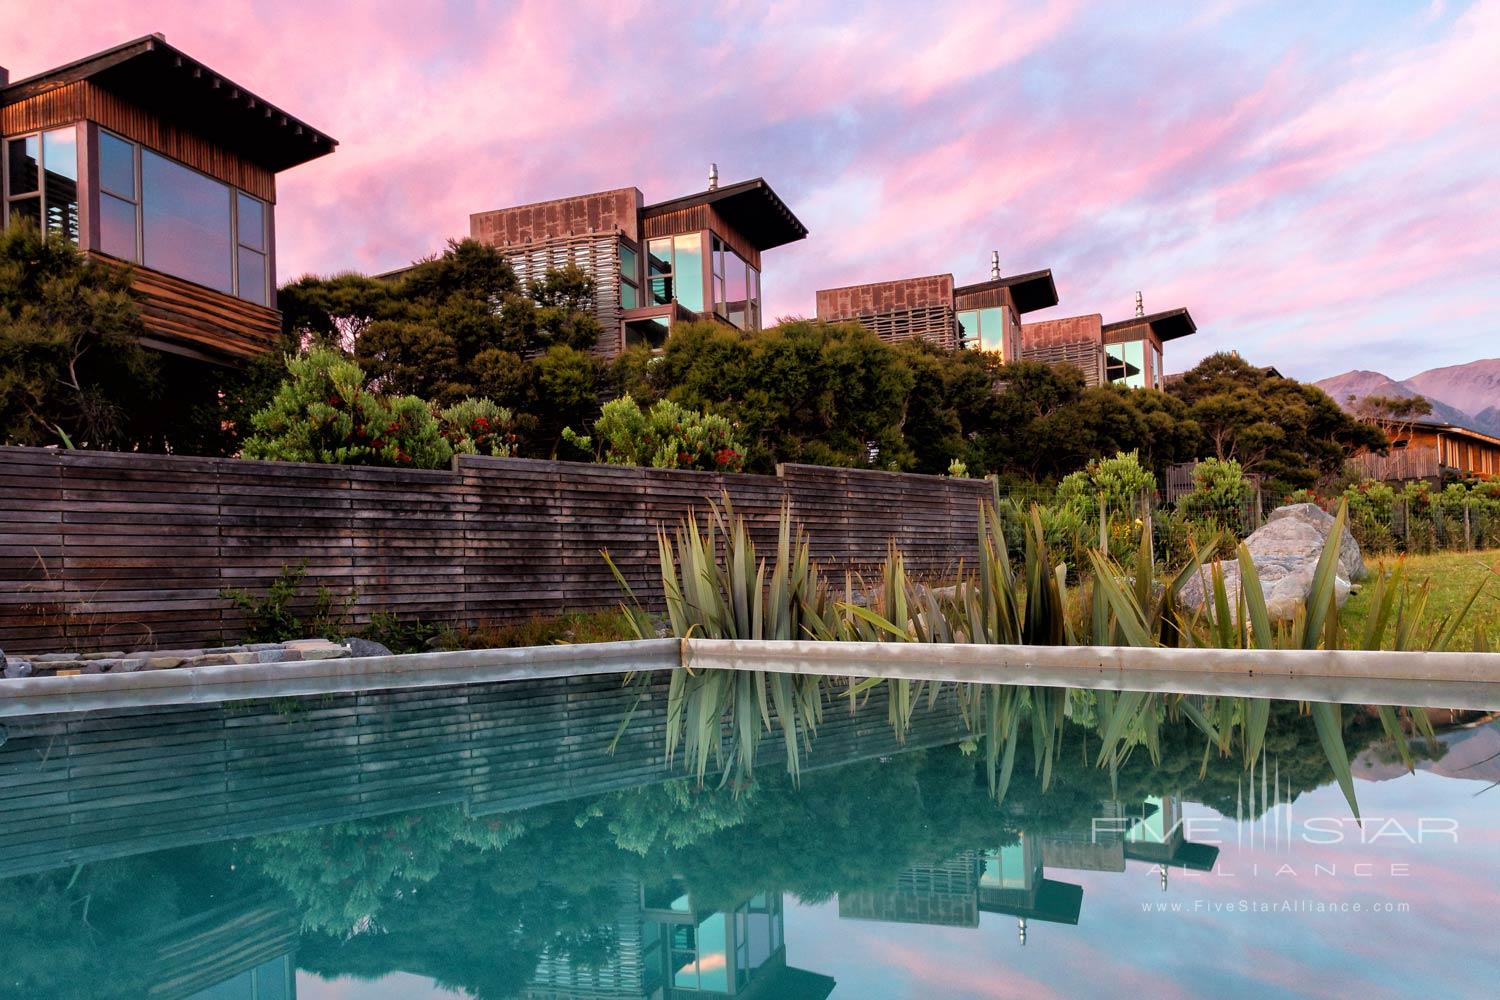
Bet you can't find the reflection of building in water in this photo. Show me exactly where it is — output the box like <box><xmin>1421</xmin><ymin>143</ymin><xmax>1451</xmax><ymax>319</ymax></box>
<box><xmin>837</xmin><ymin>795</ymin><xmax>1219</xmax><ymax>942</ymax></box>
<box><xmin>145</xmin><ymin>894</ymin><xmax>298</xmax><ymax>1000</ymax></box>
<box><xmin>527</xmin><ymin>878</ymin><xmax>834</xmax><ymax>1000</ymax></box>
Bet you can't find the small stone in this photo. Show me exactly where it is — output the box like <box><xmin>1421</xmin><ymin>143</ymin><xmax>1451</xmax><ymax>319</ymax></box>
<box><xmin>225</xmin><ymin>652</ymin><xmax>257</xmax><ymax>664</ymax></box>
<box><xmin>82</xmin><ymin>651</ymin><xmax>126</xmax><ymax>660</ymax></box>
<box><xmin>343</xmin><ymin>637</ymin><xmax>393</xmax><ymax>658</ymax></box>
<box><xmin>114</xmin><ymin>658</ymin><xmax>146</xmax><ymax>673</ymax></box>
<box><xmin>146</xmin><ymin>656</ymin><xmax>187</xmax><ymax>670</ymax></box>
<box><xmin>35</xmin><ymin>653</ymin><xmax>81</xmax><ymax>663</ymax></box>
<box><xmin>3</xmin><ymin>659</ymin><xmax>33</xmax><ymax>679</ymax></box>
<box><xmin>284</xmin><ymin>638</ymin><xmax>334</xmax><ymax>651</ymax></box>
<box><xmin>246</xmin><ymin>643</ymin><xmax>283</xmax><ymax>651</ymax></box>
<box><xmin>191</xmin><ymin>654</ymin><xmax>234</xmax><ymax>667</ymax></box>
<box><xmin>255</xmin><ymin>649</ymin><xmax>297</xmax><ymax>663</ymax></box>
<box><xmin>55</xmin><ymin>669</ymin><xmax>82</xmax><ymax>677</ymax></box>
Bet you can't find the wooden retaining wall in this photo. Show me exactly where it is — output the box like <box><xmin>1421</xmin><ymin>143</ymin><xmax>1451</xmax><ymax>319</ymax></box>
<box><xmin>0</xmin><ymin>672</ymin><xmax>969</xmax><ymax>878</ymax></box>
<box><xmin>0</xmin><ymin>448</ymin><xmax>991</xmax><ymax>654</ymax></box>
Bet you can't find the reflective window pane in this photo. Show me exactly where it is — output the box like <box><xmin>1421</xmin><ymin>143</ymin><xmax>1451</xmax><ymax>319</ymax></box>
<box><xmin>672</xmin><ymin>232</ymin><xmax>703</xmax><ymax>312</ymax></box>
<box><xmin>99</xmin><ymin>192</ymin><xmax>139</xmax><ymax>261</ymax></box>
<box><xmin>721</xmin><ymin>250</ymin><xmax>747</xmax><ymax>328</ymax></box>
<box><xmin>42</xmin><ymin>129</ymin><xmax>79</xmax><ymax>243</ymax></box>
<box><xmin>236</xmin><ymin>192</ymin><xmax>266</xmax><ymax>252</ymax></box>
<box><xmin>649</xmin><ymin>276</ymin><xmax>673</xmax><ymax>306</ymax></box>
<box><xmin>747</xmin><ymin>265</ymin><xmax>761</xmax><ymax>331</ymax></box>
<box><xmin>7</xmin><ymin>197</ymin><xmax>40</xmax><ymax>231</ymax></box>
<box><xmin>99</xmin><ymin>132</ymin><xmax>136</xmax><ymax>198</ymax></box>
<box><xmin>647</xmin><ymin>238</ymin><xmax>672</xmax><ymax>276</ymax></box>
<box><xmin>237</xmin><ymin>246</ymin><xmax>268</xmax><ymax>305</ymax></box>
<box><xmin>618</xmin><ymin>242</ymin><xmax>637</xmax><ymax>281</ymax></box>
<box><xmin>696</xmin><ymin>913</ymin><xmax>729</xmax><ymax>992</ymax></box>
<box><xmin>7</xmin><ymin>136</ymin><xmax>38</xmax><ymax>196</ymax></box>
<box><xmin>620</xmin><ymin>281</ymin><xmax>638</xmax><ymax>309</ymax></box>
<box><xmin>142</xmin><ymin>151</ymin><xmax>233</xmax><ymax>293</ymax></box>
<box><xmin>978</xmin><ymin>307</ymin><xmax>1004</xmax><ymax>353</ymax></box>
<box><xmin>957</xmin><ymin>309</ymin><xmax>979</xmax><ymax>347</ymax></box>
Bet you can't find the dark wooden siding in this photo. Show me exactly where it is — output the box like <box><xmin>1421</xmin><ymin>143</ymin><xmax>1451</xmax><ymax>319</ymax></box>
<box><xmin>0</xmin><ymin>449</ymin><xmax>992</xmax><ymax>653</ymax></box>
<box><xmin>1</xmin><ymin>81</ymin><xmax>276</xmax><ymax>201</ymax></box>
<box><xmin>641</xmin><ymin>204</ymin><xmax>762</xmax><ymax>270</ymax></box>
<box><xmin>99</xmin><ymin>256</ymin><xmax>283</xmax><ymax>360</ymax></box>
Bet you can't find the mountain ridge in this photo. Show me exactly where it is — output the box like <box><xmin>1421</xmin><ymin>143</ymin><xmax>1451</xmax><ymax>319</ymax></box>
<box><xmin>1315</xmin><ymin>359</ymin><xmax>1500</xmax><ymax>437</ymax></box>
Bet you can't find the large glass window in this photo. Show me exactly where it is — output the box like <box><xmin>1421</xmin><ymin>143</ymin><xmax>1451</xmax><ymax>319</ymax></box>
<box><xmin>143</xmin><ymin>150</ymin><xmax>234</xmax><ymax>294</ymax></box>
<box><xmin>957</xmin><ymin>307</ymin><xmax>1008</xmax><ymax>355</ymax></box>
<box><xmin>1106</xmin><ymin>339</ymin><xmax>1148</xmax><ymax>388</ymax></box>
<box><xmin>646</xmin><ymin>232</ymin><xmax>704</xmax><ymax>313</ymax></box>
<box><xmin>5</xmin><ymin>129</ymin><xmax>78</xmax><ymax>242</ymax></box>
<box><xmin>618</xmin><ymin>241</ymin><xmax>639</xmax><ymax>309</ymax></box>
<box><xmin>99</xmin><ymin>133</ymin><xmax>270</xmax><ymax>301</ymax></box>
<box><xmin>711</xmin><ymin>234</ymin><xmax>762</xmax><ymax>330</ymax></box>
<box><xmin>98</xmin><ymin>131</ymin><xmax>139</xmax><ymax>261</ymax></box>
<box><xmin>236</xmin><ymin>191</ymin><xmax>270</xmax><ymax>305</ymax></box>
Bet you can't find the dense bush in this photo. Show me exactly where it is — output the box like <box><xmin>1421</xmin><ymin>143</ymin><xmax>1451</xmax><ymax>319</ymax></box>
<box><xmin>1056</xmin><ymin>451</ymin><xmax>1156</xmax><ymax>520</ymax></box>
<box><xmin>242</xmin><ymin>348</ymin><xmax>513</xmax><ymax>469</ymax></box>
<box><xmin>563</xmin><ymin>394</ymin><xmax>744</xmax><ymax>472</ymax></box>
<box><xmin>1178</xmin><ymin>457</ymin><xmax>1254</xmax><ymax>529</ymax></box>
<box><xmin>1320</xmin><ymin>477</ymin><xmax>1500</xmax><ymax>554</ymax></box>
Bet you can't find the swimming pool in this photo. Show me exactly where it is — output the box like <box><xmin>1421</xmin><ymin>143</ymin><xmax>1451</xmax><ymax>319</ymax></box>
<box><xmin>1</xmin><ymin>666</ymin><xmax>1495</xmax><ymax>999</ymax></box>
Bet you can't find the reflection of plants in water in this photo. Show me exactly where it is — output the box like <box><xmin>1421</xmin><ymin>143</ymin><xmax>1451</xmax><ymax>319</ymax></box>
<box><xmin>616</xmin><ymin>497</ymin><xmax>1453</xmax><ymax>817</ymax></box>
<box><xmin>2</xmin><ymin>710</ymin><xmax>1425</xmax><ymax>1000</ymax></box>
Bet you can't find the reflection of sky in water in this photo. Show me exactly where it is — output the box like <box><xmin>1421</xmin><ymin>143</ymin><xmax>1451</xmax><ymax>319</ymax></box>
<box><xmin>788</xmin><ymin>768</ymin><xmax>1500</xmax><ymax>999</ymax></box>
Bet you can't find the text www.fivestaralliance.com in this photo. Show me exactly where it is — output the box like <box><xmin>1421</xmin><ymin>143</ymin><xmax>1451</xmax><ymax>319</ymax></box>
<box><xmin>1141</xmin><ymin>899</ymin><xmax>1411</xmax><ymax>914</ymax></box>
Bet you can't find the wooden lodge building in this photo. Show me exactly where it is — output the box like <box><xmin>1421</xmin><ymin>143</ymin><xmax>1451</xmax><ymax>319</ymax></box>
<box><xmin>469</xmin><ymin>165</ymin><xmax>809</xmax><ymax>356</ymax></box>
<box><xmin>813</xmin><ymin>252</ymin><xmax>1059</xmax><ymax>361</ymax></box>
<box><xmin>1020</xmin><ymin>296</ymin><xmax>1198</xmax><ymax>389</ymax></box>
<box><xmin>1353</xmin><ymin>417</ymin><xmax>1500</xmax><ymax>483</ymax></box>
<box><xmin>0</xmin><ymin>34</ymin><xmax>336</xmax><ymax>363</ymax></box>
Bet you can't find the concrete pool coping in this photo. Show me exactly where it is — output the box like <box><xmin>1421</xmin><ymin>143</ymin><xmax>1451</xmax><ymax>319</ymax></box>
<box><xmin>2</xmin><ymin>638</ymin><xmax>1498</xmax><ymax>718</ymax></box>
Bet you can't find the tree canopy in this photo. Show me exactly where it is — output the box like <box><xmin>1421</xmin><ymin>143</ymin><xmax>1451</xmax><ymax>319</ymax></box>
<box><xmin>1167</xmin><ymin>352</ymin><xmax>1386</xmax><ymax>492</ymax></box>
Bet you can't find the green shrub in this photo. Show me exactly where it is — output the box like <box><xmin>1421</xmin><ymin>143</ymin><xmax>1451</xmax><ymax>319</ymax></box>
<box><xmin>1056</xmin><ymin>451</ymin><xmax>1155</xmax><ymax>520</ymax></box>
<box><xmin>1178</xmin><ymin>458</ymin><xmax>1254</xmax><ymax>530</ymax></box>
<box><xmin>222</xmin><ymin>562</ymin><xmax>355</xmax><ymax>643</ymax></box>
<box><xmin>437</xmin><ymin>397</ymin><xmax>518</xmax><ymax>457</ymax></box>
<box><xmin>242</xmin><ymin>348</ymin><xmax>516</xmax><ymax>469</ymax></box>
<box><xmin>563</xmin><ymin>394</ymin><xmax>744</xmax><ymax>472</ymax></box>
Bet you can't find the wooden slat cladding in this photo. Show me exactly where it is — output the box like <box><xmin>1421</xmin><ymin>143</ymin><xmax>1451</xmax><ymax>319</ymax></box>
<box><xmin>641</xmin><ymin>204</ymin><xmax>762</xmax><ymax>270</ymax></box>
<box><xmin>93</xmin><ymin>256</ymin><xmax>282</xmax><ymax>360</ymax></box>
<box><xmin>1</xmin><ymin>81</ymin><xmax>275</xmax><ymax>201</ymax></box>
<box><xmin>954</xmin><ymin>285</ymin><xmax>1015</xmax><ymax>311</ymax></box>
<box><xmin>501</xmin><ymin>233</ymin><xmax>623</xmax><ymax>356</ymax></box>
<box><xmin>0</xmin><ymin>447</ymin><xmax>990</xmax><ymax>653</ymax></box>
<box><xmin>0</xmin><ymin>676</ymin><xmax>966</xmax><ymax>878</ymax></box>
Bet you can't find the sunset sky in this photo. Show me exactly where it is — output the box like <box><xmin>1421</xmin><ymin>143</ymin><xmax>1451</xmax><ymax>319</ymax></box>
<box><xmin>7</xmin><ymin>0</ymin><xmax>1497</xmax><ymax>380</ymax></box>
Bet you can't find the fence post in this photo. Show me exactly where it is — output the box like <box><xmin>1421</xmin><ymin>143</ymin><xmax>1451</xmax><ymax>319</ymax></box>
<box><xmin>1464</xmin><ymin>503</ymin><xmax>1472</xmax><ymax>550</ymax></box>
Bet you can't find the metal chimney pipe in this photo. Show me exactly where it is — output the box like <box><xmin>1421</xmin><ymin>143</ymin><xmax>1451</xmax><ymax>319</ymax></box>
<box><xmin>0</xmin><ymin>66</ymin><xmax>9</xmax><ymax>88</ymax></box>
<box><xmin>708</xmin><ymin>163</ymin><xmax>719</xmax><ymax>190</ymax></box>
<box><xmin>1135</xmin><ymin>291</ymin><xmax>1144</xmax><ymax>317</ymax></box>
<box><xmin>990</xmin><ymin>250</ymin><xmax>1001</xmax><ymax>281</ymax></box>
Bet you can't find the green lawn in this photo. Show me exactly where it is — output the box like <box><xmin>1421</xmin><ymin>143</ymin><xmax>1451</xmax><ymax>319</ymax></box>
<box><xmin>1342</xmin><ymin>549</ymin><xmax>1500</xmax><ymax>649</ymax></box>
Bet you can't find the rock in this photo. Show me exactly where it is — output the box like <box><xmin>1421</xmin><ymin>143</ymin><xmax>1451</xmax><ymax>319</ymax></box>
<box><xmin>1264</xmin><ymin>503</ymin><xmax>1365</xmax><ymax>581</ymax></box>
<box><xmin>256</xmin><ymin>649</ymin><xmax>298</xmax><ymax>663</ymax></box>
<box><xmin>145</xmin><ymin>656</ymin><xmax>187</xmax><ymax>670</ymax></box>
<box><xmin>82</xmin><ymin>651</ymin><xmax>126</xmax><ymax>660</ymax></box>
<box><xmin>3</xmin><ymin>658</ymin><xmax>32</xmax><ymax>679</ymax></box>
<box><xmin>342</xmin><ymin>637</ymin><xmax>394</xmax><ymax>658</ymax></box>
<box><xmin>1180</xmin><ymin>502</ymin><xmax>1363</xmax><ymax>623</ymax></box>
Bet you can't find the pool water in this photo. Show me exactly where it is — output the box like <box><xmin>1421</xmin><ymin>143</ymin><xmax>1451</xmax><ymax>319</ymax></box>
<box><xmin>1</xmin><ymin>675</ymin><xmax>1496</xmax><ymax>999</ymax></box>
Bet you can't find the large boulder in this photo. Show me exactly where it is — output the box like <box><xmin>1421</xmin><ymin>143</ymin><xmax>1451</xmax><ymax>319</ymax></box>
<box><xmin>1179</xmin><ymin>503</ymin><xmax>1362</xmax><ymax>622</ymax></box>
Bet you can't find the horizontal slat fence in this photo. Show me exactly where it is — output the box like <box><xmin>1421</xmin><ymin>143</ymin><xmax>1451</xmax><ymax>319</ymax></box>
<box><xmin>0</xmin><ymin>448</ymin><xmax>990</xmax><ymax>654</ymax></box>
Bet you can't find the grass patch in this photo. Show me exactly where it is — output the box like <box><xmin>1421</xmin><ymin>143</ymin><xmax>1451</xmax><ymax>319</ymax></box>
<box><xmin>1342</xmin><ymin>549</ymin><xmax>1500</xmax><ymax>649</ymax></box>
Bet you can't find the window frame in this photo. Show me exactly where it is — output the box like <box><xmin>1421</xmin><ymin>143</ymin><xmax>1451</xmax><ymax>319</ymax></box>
<box><xmin>618</xmin><ymin>238</ymin><xmax>640</xmax><ymax>310</ymax></box>
<box><xmin>4</xmin><ymin>124</ymin><xmax>82</xmax><ymax>244</ymax></box>
<box><xmin>94</xmin><ymin>128</ymin><xmax>272</xmax><ymax>304</ymax></box>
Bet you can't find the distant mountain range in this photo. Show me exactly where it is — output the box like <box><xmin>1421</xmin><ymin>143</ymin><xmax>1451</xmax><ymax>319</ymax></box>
<box><xmin>1315</xmin><ymin>359</ymin><xmax>1500</xmax><ymax>438</ymax></box>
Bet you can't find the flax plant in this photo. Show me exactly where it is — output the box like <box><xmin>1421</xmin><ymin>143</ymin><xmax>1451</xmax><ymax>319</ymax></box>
<box><xmin>615</xmin><ymin>496</ymin><xmax>1463</xmax><ymax>817</ymax></box>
